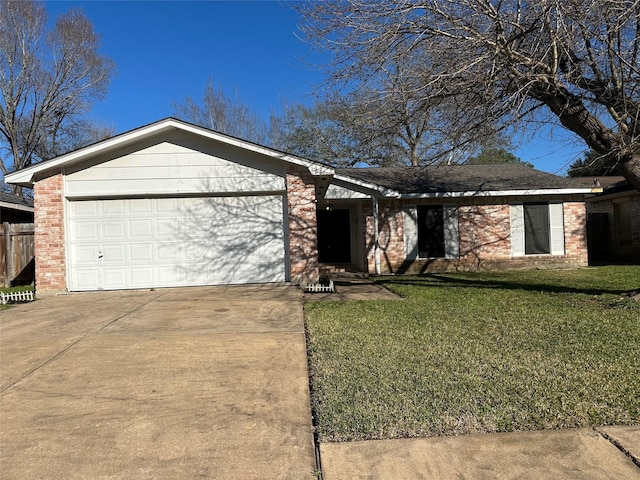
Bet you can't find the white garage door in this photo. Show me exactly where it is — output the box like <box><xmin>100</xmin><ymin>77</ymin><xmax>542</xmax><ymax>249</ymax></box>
<box><xmin>68</xmin><ymin>196</ymin><xmax>286</xmax><ymax>291</ymax></box>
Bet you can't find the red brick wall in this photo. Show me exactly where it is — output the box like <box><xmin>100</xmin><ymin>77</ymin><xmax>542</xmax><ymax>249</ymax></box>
<box><xmin>363</xmin><ymin>198</ymin><xmax>589</xmax><ymax>274</ymax></box>
<box><xmin>286</xmin><ymin>165</ymin><xmax>319</xmax><ymax>283</ymax></box>
<box><xmin>33</xmin><ymin>171</ymin><xmax>66</xmax><ymax>293</ymax></box>
<box><xmin>563</xmin><ymin>202</ymin><xmax>588</xmax><ymax>262</ymax></box>
<box><xmin>364</xmin><ymin>202</ymin><xmax>404</xmax><ymax>273</ymax></box>
<box><xmin>458</xmin><ymin>204</ymin><xmax>512</xmax><ymax>269</ymax></box>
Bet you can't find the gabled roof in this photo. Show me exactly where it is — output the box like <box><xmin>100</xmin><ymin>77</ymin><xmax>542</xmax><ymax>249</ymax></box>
<box><xmin>337</xmin><ymin>164</ymin><xmax>599</xmax><ymax>197</ymax></box>
<box><xmin>5</xmin><ymin>117</ymin><xmax>335</xmax><ymax>188</ymax></box>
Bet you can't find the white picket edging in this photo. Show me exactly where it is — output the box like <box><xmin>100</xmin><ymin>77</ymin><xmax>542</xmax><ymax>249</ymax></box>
<box><xmin>304</xmin><ymin>280</ymin><xmax>335</xmax><ymax>293</ymax></box>
<box><xmin>1</xmin><ymin>290</ymin><xmax>35</xmax><ymax>305</ymax></box>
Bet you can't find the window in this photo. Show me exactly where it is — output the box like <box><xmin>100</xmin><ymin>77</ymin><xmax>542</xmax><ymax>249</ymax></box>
<box><xmin>418</xmin><ymin>205</ymin><xmax>445</xmax><ymax>258</ymax></box>
<box><xmin>510</xmin><ymin>202</ymin><xmax>565</xmax><ymax>256</ymax></box>
<box><xmin>523</xmin><ymin>203</ymin><xmax>550</xmax><ymax>254</ymax></box>
<box><xmin>404</xmin><ymin>205</ymin><xmax>459</xmax><ymax>260</ymax></box>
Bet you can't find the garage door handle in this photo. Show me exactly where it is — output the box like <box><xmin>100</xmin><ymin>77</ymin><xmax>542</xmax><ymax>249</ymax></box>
<box><xmin>98</xmin><ymin>252</ymin><xmax>103</xmax><ymax>259</ymax></box>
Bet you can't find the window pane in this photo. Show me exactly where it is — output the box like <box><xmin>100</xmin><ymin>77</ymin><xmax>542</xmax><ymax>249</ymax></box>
<box><xmin>524</xmin><ymin>203</ymin><xmax>550</xmax><ymax>254</ymax></box>
<box><xmin>418</xmin><ymin>205</ymin><xmax>445</xmax><ymax>258</ymax></box>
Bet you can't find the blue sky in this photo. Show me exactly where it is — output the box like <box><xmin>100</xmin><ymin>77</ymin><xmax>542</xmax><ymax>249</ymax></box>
<box><xmin>44</xmin><ymin>0</ymin><xmax>586</xmax><ymax>174</ymax></box>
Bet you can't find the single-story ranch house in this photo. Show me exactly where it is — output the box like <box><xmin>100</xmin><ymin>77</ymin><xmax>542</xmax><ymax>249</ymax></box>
<box><xmin>6</xmin><ymin>118</ymin><xmax>602</xmax><ymax>295</ymax></box>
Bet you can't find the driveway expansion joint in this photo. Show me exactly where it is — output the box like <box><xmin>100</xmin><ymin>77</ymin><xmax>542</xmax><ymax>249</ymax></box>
<box><xmin>595</xmin><ymin>427</ymin><xmax>640</xmax><ymax>469</ymax></box>
<box><xmin>0</xmin><ymin>292</ymin><xmax>165</xmax><ymax>395</ymax></box>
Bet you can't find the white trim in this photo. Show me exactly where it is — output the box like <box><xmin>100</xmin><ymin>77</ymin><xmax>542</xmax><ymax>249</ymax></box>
<box><xmin>510</xmin><ymin>203</ymin><xmax>525</xmax><ymax>257</ymax></box>
<box><xmin>403</xmin><ymin>206</ymin><xmax>419</xmax><ymax>261</ymax></box>
<box><xmin>443</xmin><ymin>204</ymin><xmax>460</xmax><ymax>259</ymax></box>
<box><xmin>398</xmin><ymin>188</ymin><xmax>594</xmax><ymax>199</ymax></box>
<box><xmin>549</xmin><ymin>202</ymin><xmax>565</xmax><ymax>255</ymax></box>
<box><xmin>5</xmin><ymin>118</ymin><xmax>335</xmax><ymax>187</ymax></box>
<box><xmin>0</xmin><ymin>201</ymin><xmax>34</xmax><ymax>213</ymax></box>
<box><xmin>372</xmin><ymin>196</ymin><xmax>381</xmax><ymax>275</ymax></box>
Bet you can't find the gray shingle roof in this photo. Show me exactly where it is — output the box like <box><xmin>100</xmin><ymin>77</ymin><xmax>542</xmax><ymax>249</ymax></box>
<box><xmin>337</xmin><ymin>164</ymin><xmax>584</xmax><ymax>194</ymax></box>
<box><xmin>0</xmin><ymin>192</ymin><xmax>34</xmax><ymax>208</ymax></box>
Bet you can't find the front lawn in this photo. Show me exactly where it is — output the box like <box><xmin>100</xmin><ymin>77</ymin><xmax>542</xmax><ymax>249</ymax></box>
<box><xmin>305</xmin><ymin>266</ymin><xmax>640</xmax><ymax>442</ymax></box>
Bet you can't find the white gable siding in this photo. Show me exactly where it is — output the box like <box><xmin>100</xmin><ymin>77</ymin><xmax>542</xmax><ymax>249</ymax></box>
<box><xmin>65</xmin><ymin>140</ymin><xmax>286</xmax><ymax>197</ymax></box>
<box><xmin>325</xmin><ymin>184</ymin><xmax>370</xmax><ymax>200</ymax></box>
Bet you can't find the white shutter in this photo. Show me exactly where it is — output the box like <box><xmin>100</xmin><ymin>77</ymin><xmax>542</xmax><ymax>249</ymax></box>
<box><xmin>443</xmin><ymin>204</ymin><xmax>459</xmax><ymax>259</ymax></box>
<box><xmin>549</xmin><ymin>202</ymin><xmax>565</xmax><ymax>255</ymax></box>
<box><xmin>403</xmin><ymin>206</ymin><xmax>419</xmax><ymax>260</ymax></box>
<box><xmin>510</xmin><ymin>203</ymin><xmax>525</xmax><ymax>257</ymax></box>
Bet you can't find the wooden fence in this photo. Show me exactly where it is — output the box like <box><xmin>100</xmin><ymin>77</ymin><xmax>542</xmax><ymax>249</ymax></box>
<box><xmin>0</xmin><ymin>223</ymin><xmax>35</xmax><ymax>288</ymax></box>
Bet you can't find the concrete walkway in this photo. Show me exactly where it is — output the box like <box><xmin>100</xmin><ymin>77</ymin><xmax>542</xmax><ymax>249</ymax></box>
<box><xmin>320</xmin><ymin>427</ymin><xmax>640</xmax><ymax>479</ymax></box>
<box><xmin>0</xmin><ymin>286</ymin><xmax>316</xmax><ymax>479</ymax></box>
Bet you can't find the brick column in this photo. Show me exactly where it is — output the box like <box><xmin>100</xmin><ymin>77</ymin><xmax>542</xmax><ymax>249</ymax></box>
<box><xmin>563</xmin><ymin>202</ymin><xmax>588</xmax><ymax>263</ymax></box>
<box><xmin>286</xmin><ymin>165</ymin><xmax>319</xmax><ymax>284</ymax></box>
<box><xmin>33</xmin><ymin>171</ymin><xmax>67</xmax><ymax>294</ymax></box>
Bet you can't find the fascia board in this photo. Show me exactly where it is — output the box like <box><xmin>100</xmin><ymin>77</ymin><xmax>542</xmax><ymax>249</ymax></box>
<box><xmin>398</xmin><ymin>188</ymin><xmax>598</xmax><ymax>198</ymax></box>
<box><xmin>0</xmin><ymin>201</ymin><xmax>34</xmax><ymax>212</ymax></box>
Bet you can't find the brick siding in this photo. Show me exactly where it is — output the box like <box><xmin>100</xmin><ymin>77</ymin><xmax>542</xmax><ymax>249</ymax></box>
<box><xmin>286</xmin><ymin>165</ymin><xmax>319</xmax><ymax>283</ymax></box>
<box><xmin>33</xmin><ymin>171</ymin><xmax>66</xmax><ymax>294</ymax></box>
<box><xmin>364</xmin><ymin>198</ymin><xmax>589</xmax><ymax>273</ymax></box>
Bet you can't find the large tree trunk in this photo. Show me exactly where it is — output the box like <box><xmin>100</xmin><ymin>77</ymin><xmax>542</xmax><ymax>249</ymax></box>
<box><xmin>619</xmin><ymin>154</ymin><xmax>640</xmax><ymax>192</ymax></box>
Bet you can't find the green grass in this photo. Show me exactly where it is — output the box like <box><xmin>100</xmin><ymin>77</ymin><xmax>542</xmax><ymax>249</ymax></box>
<box><xmin>305</xmin><ymin>266</ymin><xmax>640</xmax><ymax>442</ymax></box>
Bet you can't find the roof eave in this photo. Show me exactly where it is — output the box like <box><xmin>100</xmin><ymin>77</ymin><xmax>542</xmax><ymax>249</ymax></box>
<box><xmin>398</xmin><ymin>188</ymin><xmax>598</xmax><ymax>199</ymax></box>
<box><xmin>0</xmin><ymin>201</ymin><xmax>34</xmax><ymax>212</ymax></box>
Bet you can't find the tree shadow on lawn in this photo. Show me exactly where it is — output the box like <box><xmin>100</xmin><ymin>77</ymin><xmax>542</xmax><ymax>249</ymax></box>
<box><xmin>377</xmin><ymin>272</ymin><xmax>632</xmax><ymax>298</ymax></box>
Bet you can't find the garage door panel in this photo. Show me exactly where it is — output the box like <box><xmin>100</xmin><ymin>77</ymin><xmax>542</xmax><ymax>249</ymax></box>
<box><xmin>72</xmin><ymin>221</ymin><xmax>100</xmax><ymax>241</ymax></box>
<box><xmin>72</xmin><ymin>245</ymin><xmax>99</xmax><ymax>264</ymax></box>
<box><xmin>128</xmin><ymin>243</ymin><xmax>153</xmax><ymax>262</ymax></box>
<box><xmin>102</xmin><ymin>220</ymin><xmax>126</xmax><ymax>239</ymax></box>
<box><xmin>129</xmin><ymin>267</ymin><xmax>154</xmax><ymax>287</ymax></box>
<box><xmin>101</xmin><ymin>200</ymin><xmax>126</xmax><ymax>216</ymax></box>
<box><xmin>128</xmin><ymin>219</ymin><xmax>153</xmax><ymax>238</ymax></box>
<box><xmin>156</xmin><ymin>242</ymin><xmax>181</xmax><ymax>262</ymax></box>
<box><xmin>128</xmin><ymin>199</ymin><xmax>153</xmax><ymax>215</ymax></box>
<box><xmin>156</xmin><ymin>266</ymin><xmax>180</xmax><ymax>286</ymax></box>
<box><xmin>73</xmin><ymin>269</ymin><xmax>101</xmax><ymax>290</ymax></box>
<box><xmin>155</xmin><ymin>218</ymin><xmax>177</xmax><ymax>237</ymax></box>
<box><xmin>68</xmin><ymin>195</ymin><xmax>286</xmax><ymax>291</ymax></box>
<box><xmin>102</xmin><ymin>269</ymin><xmax>127</xmax><ymax>289</ymax></box>
<box><xmin>102</xmin><ymin>244</ymin><xmax>126</xmax><ymax>263</ymax></box>
<box><xmin>155</xmin><ymin>197</ymin><xmax>180</xmax><ymax>213</ymax></box>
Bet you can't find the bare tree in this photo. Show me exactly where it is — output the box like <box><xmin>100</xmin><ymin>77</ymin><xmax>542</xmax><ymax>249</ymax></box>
<box><xmin>174</xmin><ymin>78</ymin><xmax>269</xmax><ymax>145</ymax></box>
<box><xmin>299</xmin><ymin>0</ymin><xmax>640</xmax><ymax>189</ymax></box>
<box><xmin>0</xmin><ymin>0</ymin><xmax>114</xmax><ymax>194</ymax></box>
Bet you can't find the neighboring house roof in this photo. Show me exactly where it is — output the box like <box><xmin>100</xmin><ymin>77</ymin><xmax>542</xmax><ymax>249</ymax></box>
<box><xmin>5</xmin><ymin>117</ymin><xmax>335</xmax><ymax>188</ymax></box>
<box><xmin>573</xmin><ymin>176</ymin><xmax>638</xmax><ymax>202</ymax></box>
<box><xmin>0</xmin><ymin>192</ymin><xmax>34</xmax><ymax>213</ymax></box>
<box><xmin>337</xmin><ymin>164</ymin><xmax>599</xmax><ymax>197</ymax></box>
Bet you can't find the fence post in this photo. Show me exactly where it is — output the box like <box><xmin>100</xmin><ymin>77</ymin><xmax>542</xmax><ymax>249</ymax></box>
<box><xmin>3</xmin><ymin>223</ymin><xmax>10</xmax><ymax>288</ymax></box>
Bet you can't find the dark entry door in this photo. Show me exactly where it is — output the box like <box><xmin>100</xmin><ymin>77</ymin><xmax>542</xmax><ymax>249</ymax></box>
<box><xmin>317</xmin><ymin>209</ymin><xmax>351</xmax><ymax>263</ymax></box>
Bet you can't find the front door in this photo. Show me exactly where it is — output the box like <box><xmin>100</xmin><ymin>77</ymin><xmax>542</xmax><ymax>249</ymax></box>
<box><xmin>317</xmin><ymin>209</ymin><xmax>351</xmax><ymax>263</ymax></box>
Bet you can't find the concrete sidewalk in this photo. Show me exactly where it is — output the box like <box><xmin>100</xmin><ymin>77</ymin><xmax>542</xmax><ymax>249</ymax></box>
<box><xmin>320</xmin><ymin>427</ymin><xmax>640</xmax><ymax>479</ymax></box>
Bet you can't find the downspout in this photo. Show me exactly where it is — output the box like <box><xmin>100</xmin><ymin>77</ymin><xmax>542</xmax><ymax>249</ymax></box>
<box><xmin>372</xmin><ymin>195</ymin><xmax>381</xmax><ymax>275</ymax></box>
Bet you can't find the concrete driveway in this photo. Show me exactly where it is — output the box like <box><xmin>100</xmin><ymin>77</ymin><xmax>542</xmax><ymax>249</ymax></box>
<box><xmin>0</xmin><ymin>286</ymin><xmax>316</xmax><ymax>479</ymax></box>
